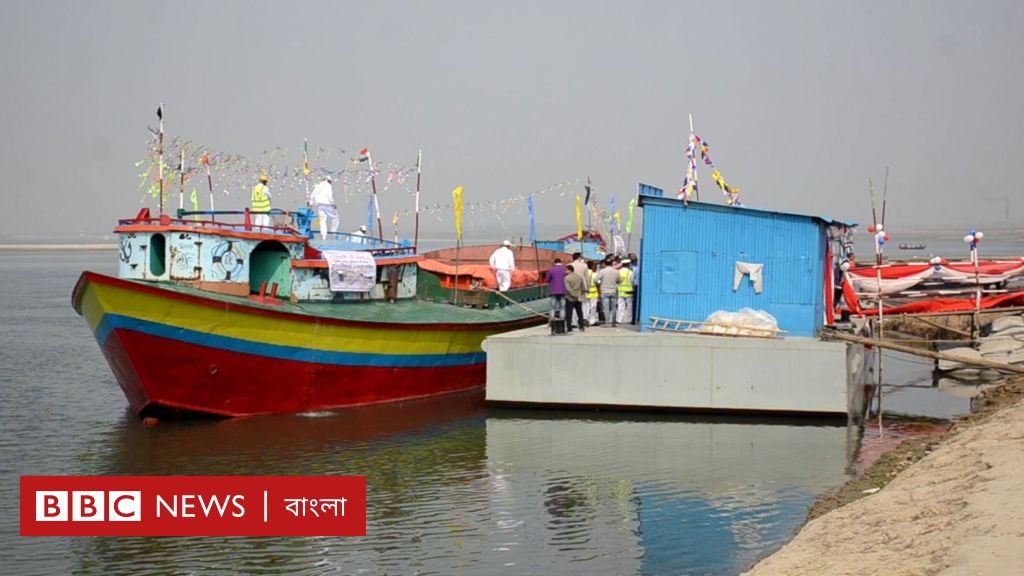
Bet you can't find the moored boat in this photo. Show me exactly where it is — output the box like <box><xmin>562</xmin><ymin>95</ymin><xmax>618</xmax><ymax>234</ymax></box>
<box><xmin>73</xmin><ymin>208</ymin><xmax>551</xmax><ymax>417</ymax></box>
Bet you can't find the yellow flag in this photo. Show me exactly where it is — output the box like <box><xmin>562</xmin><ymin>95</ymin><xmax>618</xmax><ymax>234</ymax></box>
<box><xmin>626</xmin><ymin>198</ymin><xmax>636</xmax><ymax>234</ymax></box>
<box><xmin>576</xmin><ymin>192</ymin><xmax>583</xmax><ymax>240</ymax></box>
<box><xmin>452</xmin><ymin>185</ymin><xmax>464</xmax><ymax>241</ymax></box>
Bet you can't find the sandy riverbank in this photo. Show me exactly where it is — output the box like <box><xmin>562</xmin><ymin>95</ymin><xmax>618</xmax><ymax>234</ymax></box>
<box><xmin>0</xmin><ymin>244</ymin><xmax>116</xmax><ymax>251</ymax></box>
<box><xmin>744</xmin><ymin>376</ymin><xmax>1024</xmax><ymax>575</ymax></box>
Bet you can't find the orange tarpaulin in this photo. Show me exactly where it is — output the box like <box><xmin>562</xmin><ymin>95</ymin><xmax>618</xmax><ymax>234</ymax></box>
<box><xmin>417</xmin><ymin>259</ymin><xmax>542</xmax><ymax>290</ymax></box>
<box><xmin>857</xmin><ymin>291</ymin><xmax>1024</xmax><ymax>316</ymax></box>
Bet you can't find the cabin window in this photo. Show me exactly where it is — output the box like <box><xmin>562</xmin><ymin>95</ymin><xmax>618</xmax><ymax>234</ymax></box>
<box><xmin>660</xmin><ymin>250</ymin><xmax>698</xmax><ymax>294</ymax></box>
<box><xmin>149</xmin><ymin>233</ymin><xmax>166</xmax><ymax>277</ymax></box>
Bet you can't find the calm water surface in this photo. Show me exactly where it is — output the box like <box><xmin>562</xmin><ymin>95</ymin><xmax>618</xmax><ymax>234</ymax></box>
<box><xmin>0</xmin><ymin>251</ymin><xmax>914</xmax><ymax>575</ymax></box>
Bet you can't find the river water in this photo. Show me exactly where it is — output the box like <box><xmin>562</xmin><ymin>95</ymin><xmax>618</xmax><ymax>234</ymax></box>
<box><xmin>0</xmin><ymin>241</ymin><xmax>1013</xmax><ymax>575</ymax></box>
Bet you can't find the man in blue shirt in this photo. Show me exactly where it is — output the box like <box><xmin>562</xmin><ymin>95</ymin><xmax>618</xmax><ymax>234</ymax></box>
<box><xmin>545</xmin><ymin>258</ymin><xmax>568</xmax><ymax>334</ymax></box>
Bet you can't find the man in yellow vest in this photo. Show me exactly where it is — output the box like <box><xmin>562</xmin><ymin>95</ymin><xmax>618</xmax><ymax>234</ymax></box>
<box><xmin>251</xmin><ymin>174</ymin><xmax>272</xmax><ymax>228</ymax></box>
<box><xmin>616</xmin><ymin>259</ymin><xmax>634</xmax><ymax>325</ymax></box>
<box><xmin>585</xmin><ymin>261</ymin><xmax>599</xmax><ymax>326</ymax></box>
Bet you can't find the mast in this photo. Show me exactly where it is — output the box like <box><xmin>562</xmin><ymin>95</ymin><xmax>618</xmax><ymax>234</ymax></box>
<box><xmin>414</xmin><ymin>149</ymin><xmax>422</xmax><ymax>251</ymax></box>
<box><xmin>368</xmin><ymin>150</ymin><xmax>384</xmax><ymax>241</ymax></box>
<box><xmin>202</xmin><ymin>152</ymin><xmax>215</xmax><ymax>221</ymax></box>
<box><xmin>178</xmin><ymin>148</ymin><xmax>185</xmax><ymax>212</ymax></box>
<box><xmin>303</xmin><ymin>138</ymin><xmax>310</xmax><ymax>206</ymax></box>
<box><xmin>157</xmin><ymin>104</ymin><xmax>165</xmax><ymax>216</ymax></box>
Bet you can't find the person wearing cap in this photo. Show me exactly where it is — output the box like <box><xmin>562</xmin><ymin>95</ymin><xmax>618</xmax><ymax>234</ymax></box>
<box><xmin>250</xmin><ymin>174</ymin><xmax>273</xmax><ymax>228</ymax></box>
<box><xmin>351</xmin><ymin>224</ymin><xmax>368</xmax><ymax>244</ymax></box>
<box><xmin>488</xmin><ymin>240</ymin><xmax>516</xmax><ymax>292</ymax></box>
<box><xmin>308</xmin><ymin>175</ymin><xmax>339</xmax><ymax>240</ymax></box>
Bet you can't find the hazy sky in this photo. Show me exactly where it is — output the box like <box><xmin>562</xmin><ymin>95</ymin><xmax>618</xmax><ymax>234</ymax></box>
<box><xmin>1</xmin><ymin>0</ymin><xmax>1021</xmax><ymax>241</ymax></box>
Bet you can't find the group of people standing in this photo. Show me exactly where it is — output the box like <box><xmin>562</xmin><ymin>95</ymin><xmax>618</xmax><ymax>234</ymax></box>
<box><xmin>249</xmin><ymin>174</ymin><xmax>372</xmax><ymax>241</ymax></box>
<box><xmin>545</xmin><ymin>252</ymin><xmax>639</xmax><ymax>335</ymax></box>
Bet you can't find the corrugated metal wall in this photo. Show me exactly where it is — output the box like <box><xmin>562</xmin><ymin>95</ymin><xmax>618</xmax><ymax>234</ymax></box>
<box><xmin>638</xmin><ymin>197</ymin><xmax>825</xmax><ymax>337</ymax></box>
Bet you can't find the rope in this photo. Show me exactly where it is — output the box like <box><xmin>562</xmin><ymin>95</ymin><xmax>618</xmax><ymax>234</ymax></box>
<box><xmin>479</xmin><ymin>286</ymin><xmax>551</xmax><ymax>320</ymax></box>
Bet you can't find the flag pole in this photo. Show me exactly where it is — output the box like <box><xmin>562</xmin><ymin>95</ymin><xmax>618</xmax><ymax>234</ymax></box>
<box><xmin>689</xmin><ymin>113</ymin><xmax>699</xmax><ymax>202</ymax></box>
<box><xmin>157</xmin><ymin>104</ymin><xmax>165</xmax><ymax>216</ymax></box>
<box><xmin>303</xmin><ymin>139</ymin><xmax>310</xmax><ymax>207</ymax></box>
<box><xmin>368</xmin><ymin>150</ymin><xmax>384</xmax><ymax>241</ymax></box>
<box><xmin>178</xmin><ymin>148</ymin><xmax>185</xmax><ymax>213</ymax></box>
<box><xmin>454</xmin><ymin>240</ymin><xmax>461</xmax><ymax>305</ymax></box>
<box><xmin>414</xmin><ymin>149</ymin><xmax>422</xmax><ymax>252</ymax></box>
<box><xmin>203</xmin><ymin>152</ymin><xmax>215</xmax><ymax>221</ymax></box>
<box><xmin>585</xmin><ymin>176</ymin><xmax>593</xmax><ymax>231</ymax></box>
<box><xmin>869</xmin><ymin>177</ymin><xmax>885</xmax><ymax>437</ymax></box>
<box><xmin>881</xmin><ymin>166</ymin><xmax>889</xmax><ymax>227</ymax></box>
<box><xmin>451</xmin><ymin>185</ymin><xmax>464</xmax><ymax>305</ymax></box>
<box><xmin>627</xmin><ymin>182</ymin><xmax>638</xmax><ymax>252</ymax></box>
<box><xmin>529</xmin><ymin>193</ymin><xmax>541</xmax><ymax>286</ymax></box>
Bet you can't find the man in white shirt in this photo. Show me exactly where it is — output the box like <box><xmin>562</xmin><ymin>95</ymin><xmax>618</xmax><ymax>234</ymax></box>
<box><xmin>308</xmin><ymin>176</ymin><xmax>339</xmax><ymax>240</ymax></box>
<box><xmin>488</xmin><ymin>240</ymin><xmax>516</xmax><ymax>292</ymax></box>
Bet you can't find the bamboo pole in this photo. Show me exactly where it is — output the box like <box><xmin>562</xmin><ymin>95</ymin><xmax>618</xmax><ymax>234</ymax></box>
<box><xmin>689</xmin><ymin>114</ymin><xmax>699</xmax><ymax>202</ymax></box>
<box><xmin>203</xmin><ymin>152</ymin><xmax>215</xmax><ymax>221</ymax></box>
<box><xmin>178</xmin><ymin>148</ymin><xmax>185</xmax><ymax>212</ymax></box>
<box><xmin>453</xmin><ymin>241</ymin><xmax>461</xmax><ymax>305</ymax></box>
<box><xmin>869</xmin><ymin>177</ymin><xmax>885</xmax><ymax>435</ymax></box>
<box><xmin>533</xmin><ymin>242</ymin><xmax>542</xmax><ymax>287</ymax></box>
<box><xmin>157</xmin><ymin>104</ymin><xmax>164</xmax><ymax>216</ymax></box>
<box><xmin>414</xmin><ymin>150</ymin><xmax>421</xmax><ymax>252</ymax></box>
<box><xmin>368</xmin><ymin>151</ymin><xmax>385</xmax><ymax>242</ymax></box>
<box><xmin>825</xmin><ymin>331</ymin><xmax>1024</xmax><ymax>374</ymax></box>
<box><xmin>899</xmin><ymin>314</ymin><xmax>973</xmax><ymax>338</ymax></box>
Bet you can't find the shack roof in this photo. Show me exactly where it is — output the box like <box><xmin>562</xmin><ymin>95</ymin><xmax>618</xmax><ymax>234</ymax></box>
<box><xmin>637</xmin><ymin>189</ymin><xmax>857</xmax><ymax>229</ymax></box>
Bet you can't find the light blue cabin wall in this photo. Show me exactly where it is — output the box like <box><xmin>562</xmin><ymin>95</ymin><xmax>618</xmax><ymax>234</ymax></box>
<box><xmin>118</xmin><ymin>230</ymin><xmax>258</xmax><ymax>287</ymax></box>
<box><xmin>638</xmin><ymin>198</ymin><xmax>826</xmax><ymax>337</ymax></box>
<box><xmin>291</xmin><ymin>263</ymin><xmax>418</xmax><ymax>301</ymax></box>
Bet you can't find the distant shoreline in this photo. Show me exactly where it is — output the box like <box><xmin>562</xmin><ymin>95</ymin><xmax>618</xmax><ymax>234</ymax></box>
<box><xmin>0</xmin><ymin>244</ymin><xmax>117</xmax><ymax>252</ymax></box>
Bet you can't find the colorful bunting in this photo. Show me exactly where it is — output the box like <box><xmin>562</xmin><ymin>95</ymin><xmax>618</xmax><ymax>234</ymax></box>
<box><xmin>679</xmin><ymin>129</ymin><xmax>743</xmax><ymax>207</ymax></box>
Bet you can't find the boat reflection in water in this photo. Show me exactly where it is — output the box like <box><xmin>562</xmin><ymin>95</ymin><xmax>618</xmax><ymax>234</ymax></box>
<box><xmin>73</xmin><ymin>396</ymin><xmax>849</xmax><ymax>575</ymax></box>
<box><xmin>482</xmin><ymin>413</ymin><xmax>849</xmax><ymax>575</ymax></box>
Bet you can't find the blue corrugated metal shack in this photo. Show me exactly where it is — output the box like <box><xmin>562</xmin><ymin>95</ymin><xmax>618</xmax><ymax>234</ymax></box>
<box><xmin>636</xmin><ymin>184</ymin><xmax>853</xmax><ymax>337</ymax></box>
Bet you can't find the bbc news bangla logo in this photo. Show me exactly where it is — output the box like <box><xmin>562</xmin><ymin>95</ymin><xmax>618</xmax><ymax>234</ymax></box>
<box><xmin>36</xmin><ymin>490</ymin><xmax>142</xmax><ymax>522</ymax></box>
<box><xmin>21</xmin><ymin>476</ymin><xmax>366</xmax><ymax>536</ymax></box>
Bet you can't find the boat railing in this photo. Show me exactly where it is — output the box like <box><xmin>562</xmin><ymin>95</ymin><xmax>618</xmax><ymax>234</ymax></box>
<box><xmin>118</xmin><ymin>208</ymin><xmax>302</xmax><ymax>236</ymax></box>
<box><xmin>319</xmin><ymin>230</ymin><xmax>411</xmax><ymax>252</ymax></box>
<box><xmin>119</xmin><ymin>208</ymin><xmax>415</xmax><ymax>255</ymax></box>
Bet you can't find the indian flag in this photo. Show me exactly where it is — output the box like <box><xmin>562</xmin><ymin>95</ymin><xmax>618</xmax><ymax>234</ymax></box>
<box><xmin>357</xmin><ymin>148</ymin><xmax>369</xmax><ymax>163</ymax></box>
